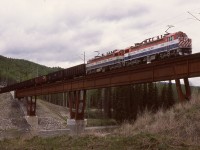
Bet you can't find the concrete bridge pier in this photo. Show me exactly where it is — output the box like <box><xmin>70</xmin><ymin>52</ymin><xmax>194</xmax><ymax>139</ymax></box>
<box><xmin>25</xmin><ymin>96</ymin><xmax>38</xmax><ymax>131</ymax></box>
<box><xmin>175</xmin><ymin>78</ymin><xmax>191</xmax><ymax>101</ymax></box>
<box><xmin>67</xmin><ymin>90</ymin><xmax>87</xmax><ymax>135</ymax></box>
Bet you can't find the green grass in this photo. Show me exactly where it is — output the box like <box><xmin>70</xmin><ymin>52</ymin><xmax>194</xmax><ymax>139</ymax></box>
<box><xmin>0</xmin><ymin>132</ymin><xmax>198</xmax><ymax>150</ymax></box>
<box><xmin>86</xmin><ymin>119</ymin><xmax>117</xmax><ymax>127</ymax></box>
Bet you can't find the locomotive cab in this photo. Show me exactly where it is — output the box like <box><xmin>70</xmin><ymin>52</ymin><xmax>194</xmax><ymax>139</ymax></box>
<box><xmin>164</xmin><ymin>31</ymin><xmax>192</xmax><ymax>56</ymax></box>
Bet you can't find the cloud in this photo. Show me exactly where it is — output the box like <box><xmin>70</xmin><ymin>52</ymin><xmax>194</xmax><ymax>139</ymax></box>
<box><xmin>0</xmin><ymin>0</ymin><xmax>200</xmax><ymax>69</ymax></box>
<box><xmin>94</xmin><ymin>4</ymin><xmax>149</xmax><ymax>21</ymax></box>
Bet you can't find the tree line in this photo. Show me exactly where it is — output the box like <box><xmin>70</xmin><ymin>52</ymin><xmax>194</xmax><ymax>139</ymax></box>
<box><xmin>39</xmin><ymin>81</ymin><xmax>182</xmax><ymax>123</ymax></box>
<box><xmin>87</xmin><ymin>81</ymin><xmax>175</xmax><ymax>122</ymax></box>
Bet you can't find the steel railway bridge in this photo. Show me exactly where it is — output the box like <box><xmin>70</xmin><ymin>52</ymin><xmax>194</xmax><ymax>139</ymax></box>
<box><xmin>3</xmin><ymin>53</ymin><xmax>200</xmax><ymax>121</ymax></box>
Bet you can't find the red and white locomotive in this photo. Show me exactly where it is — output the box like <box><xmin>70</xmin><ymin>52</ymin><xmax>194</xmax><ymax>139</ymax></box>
<box><xmin>86</xmin><ymin>31</ymin><xmax>192</xmax><ymax>74</ymax></box>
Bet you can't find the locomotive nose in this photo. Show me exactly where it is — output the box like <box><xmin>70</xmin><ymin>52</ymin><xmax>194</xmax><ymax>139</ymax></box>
<box><xmin>179</xmin><ymin>38</ymin><xmax>192</xmax><ymax>48</ymax></box>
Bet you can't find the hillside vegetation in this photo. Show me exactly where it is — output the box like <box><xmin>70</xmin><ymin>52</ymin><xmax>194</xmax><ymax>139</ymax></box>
<box><xmin>1</xmin><ymin>91</ymin><xmax>200</xmax><ymax>149</ymax></box>
<box><xmin>0</xmin><ymin>55</ymin><xmax>61</xmax><ymax>85</ymax></box>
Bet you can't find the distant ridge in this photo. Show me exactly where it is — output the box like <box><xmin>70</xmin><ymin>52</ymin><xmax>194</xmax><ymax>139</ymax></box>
<box><xmin>0</xmin><ymin>55</ymin><xmax>62</xmax><ymax>85</ymax></box>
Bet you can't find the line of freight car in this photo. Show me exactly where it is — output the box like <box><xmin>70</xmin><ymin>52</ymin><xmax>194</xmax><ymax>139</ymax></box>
<box><xmin>0</xmin><ymin>78</ymin><xmax>34</xmax><ymax>93</ymax></box>
<box><xmin>63</xmin><ymin>64</ymin><xmax>86</xmax><ymax>79</ymax></box>
<box><xmin>46</xmin><ymin>63</ymin><xmax>86</xmax><ymax>82</ymax></box>
<box><xmin>35</xmin><ymin>75</ymin><xmax>47</xmax><ymax>85</ymax></box>
<box><xmin>13</xmin><ymin>64</ymin><xmax>86</xmax><ymax>87</ymax></box>
<box><xmin>0</xmin><ymin>76</ymin><xmax>46</xmax><ymax>93</ymax></box>
<box><xmin>0</xmin><ymin>64</ymin><xmax>86</xmax><ymax>93</ymax></box>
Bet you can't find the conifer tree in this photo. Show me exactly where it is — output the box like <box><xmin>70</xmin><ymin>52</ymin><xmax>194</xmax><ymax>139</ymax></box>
<box><xmin>161</xmin><ymin>83</ymin><xmax>167</xmax><ymax>109</ymax></box>
<box><xmin>112</xmin><ymin>86</ymin><xmax>126</xmax><ymax>122</ymax></box>
<box><xmin>135</xmin><ymin>84</ymin><xmax>144</xmax><ymax>113</ymax></box>
<box><xmin>166</xmin><ymin>80</ymin><xmax>175</xmax><ymax>108</ymax></box>
<box><xmin>143</xmin><ymin>83</ymin><xmax>148</xmax><ymax>109</ymax></box>
<box><xmin>154</xmin><ymin>83</ymin><xmax>159</xmax><ymax>111</ymax></box>
<box><xmin>130</xmin><ymin>84</ymin><xmax>139</xmax><ymax>120</ymax></box>
<box><xmin>147</xmin><ymin>82</ymin><xmax>155</xmax><ymax>110</ymax></box>
<box><xmin>103</xmin><ymin>87</ymin><xmax>112</xmax><ymax>118</ymax></box>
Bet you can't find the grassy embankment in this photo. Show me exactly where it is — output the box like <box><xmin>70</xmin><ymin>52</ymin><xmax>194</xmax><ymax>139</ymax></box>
<box><xmin>1</xmin><ymin>91</ymin><xmax>200</xmax><ymax>149</ymax></box>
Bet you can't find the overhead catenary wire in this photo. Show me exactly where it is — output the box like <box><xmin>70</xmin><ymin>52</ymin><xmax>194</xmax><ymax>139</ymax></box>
<box><xmin>187</xmin><ymin>11</ymin><xmax>200</xmax><ymax>21</ymax></box>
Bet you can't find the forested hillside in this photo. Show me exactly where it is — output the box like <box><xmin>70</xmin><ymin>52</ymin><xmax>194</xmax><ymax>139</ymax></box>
<box><xmin>0</xmin><ymin>55</ymin><xmax>61</xmax><ymax>85</ymax></box>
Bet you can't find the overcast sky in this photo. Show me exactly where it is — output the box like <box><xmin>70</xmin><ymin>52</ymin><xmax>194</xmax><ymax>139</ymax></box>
<box><xmin>0</xmin><ymin>0</ymin><xmax>200</xmax><ymax>85</ymax></box>
<box><xmin>0</xmin><ymin>0</ymin><xmax>199</xmax><ymax>67</ymax></box>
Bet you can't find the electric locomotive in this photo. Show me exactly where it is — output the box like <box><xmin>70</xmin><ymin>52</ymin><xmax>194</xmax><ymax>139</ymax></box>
<box><xmin>86</xmin><ymin>31</ymin><xmax>192</xmax><ymax>74</ymax></box>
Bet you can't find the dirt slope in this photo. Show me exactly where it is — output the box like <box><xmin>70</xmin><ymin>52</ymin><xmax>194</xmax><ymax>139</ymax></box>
<box><xmin>0</xmin><ymin>92</ymin><xmax>69</xmax><ymax>139</ymax></box>
<box><xmin>0</xmin><ymin>93</ymin><xmax>29</xmax><ymax>131</ymax></box>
